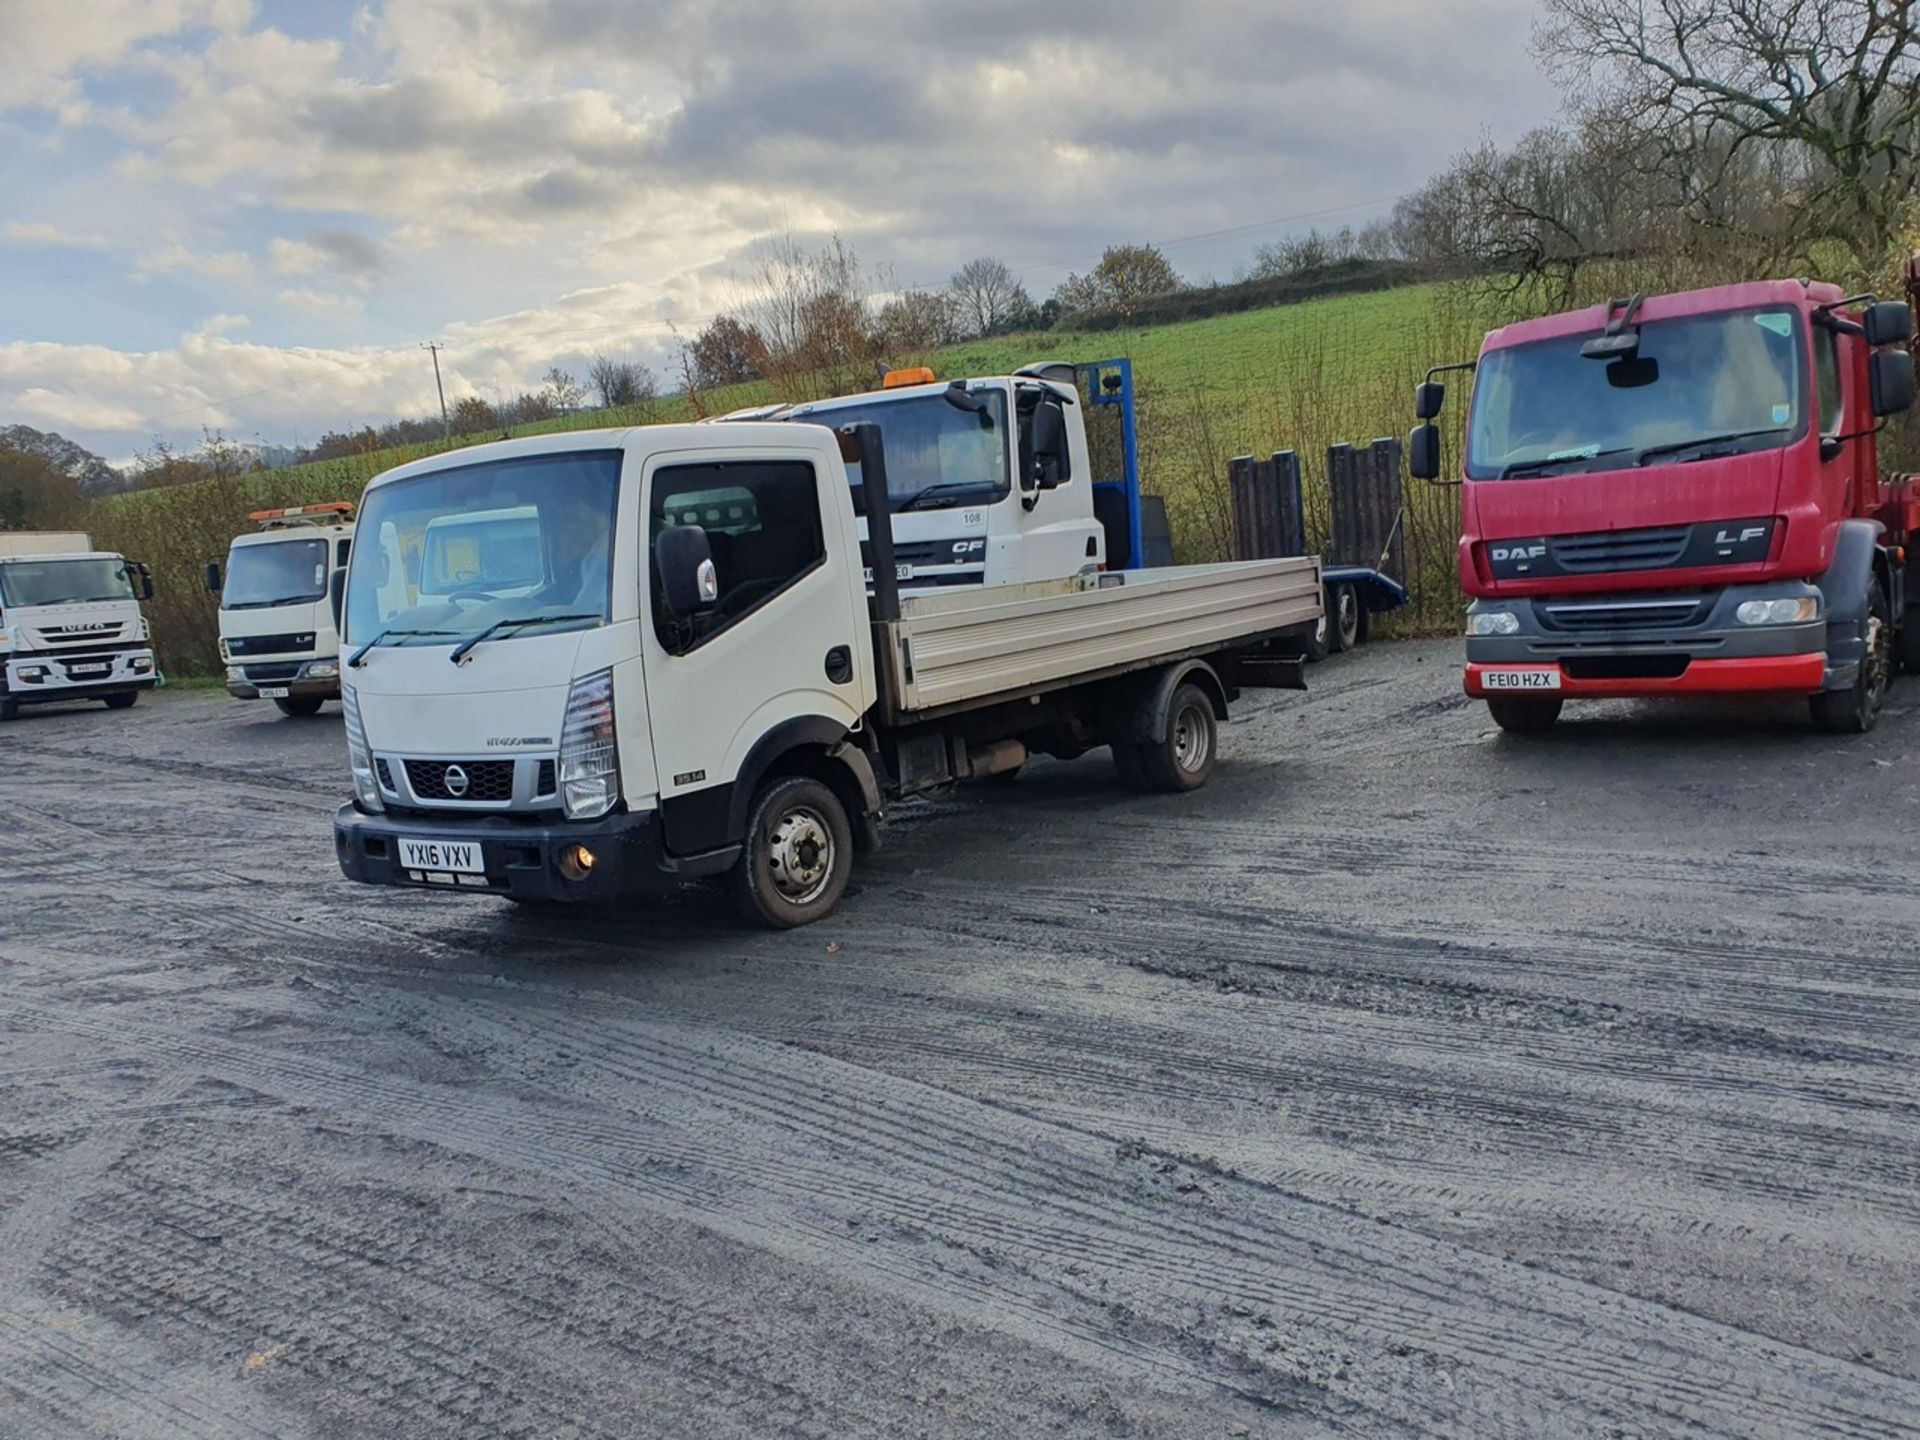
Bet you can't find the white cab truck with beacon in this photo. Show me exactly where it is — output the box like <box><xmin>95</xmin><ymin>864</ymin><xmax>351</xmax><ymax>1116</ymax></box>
<box><xmin>332</xmin><ymin>411</ymin><xmax>1320</xmax><ymax>927</ymax></box>
<box><xmin>0</xmin><ymin>532</ymin><xmax>157</xmax><ymax>720</ymax></box>
<box><xmin>208</xmin><ymin>502</ymin><xmax>356</xmax><ymax>716</ymax></box>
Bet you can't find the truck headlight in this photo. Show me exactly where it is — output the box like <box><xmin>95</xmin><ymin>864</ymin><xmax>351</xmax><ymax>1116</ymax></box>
<box><xmin>559</xmin><ymin>668</ymin><xmax>619</xmax><ymax>820</ymax></box>
<box><xmin>1467</xmin><ymin>610</ymin><xmax>1521</xmax><ymax>636</ymax></box>
<box><xmin>342</xmin><ymin>684</ymin><xmax>384</xmax><ymax>812</ymax></box>
<box><xmin>1735</xmin><ymin>597</ymin><xmax>1817</xmax><ymax>625</ymax></box>
<box><xmin>308</xmin><ymin>661</ymin><xmax>340</xmax><ymax>679</ymax></box>
<box><xmin>226</xmin><ymin>665</ymin><xmax>243</xmax><ymax>681</ymax></box>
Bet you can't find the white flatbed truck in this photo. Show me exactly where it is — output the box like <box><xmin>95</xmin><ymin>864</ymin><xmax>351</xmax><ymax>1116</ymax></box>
<box><xmin>332</xmin><ymin>421</ymin><xmax>1320</xmax><ymax>926</ymax></box>
<box><xmin>208</xmin><ymin>502</ymin><xmax>355</xmax><ymax>716</ymax></box>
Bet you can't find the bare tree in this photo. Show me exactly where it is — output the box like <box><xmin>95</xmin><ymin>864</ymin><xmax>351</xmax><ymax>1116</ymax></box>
<box><xmin>739</xmin><ymin>233</ymin><xmax>880</xmax><ymax>398</ymax></box>
<box><xmin>876</xmin><ymin>289</ymin><xmax>958</xmax><ymax>352</ymax></box>
<box><xmin>948</xmin><ymin>256</ymin><xmax>1028</xmax><ymax>337</ymax></box>
<box><xmin>541</xmin><ymin>365</ymin><xmax>587</xmax><ymax>411</ymax></box>
<box><xmin>1538</xmin><ymin>0</ymin><xmax>1920</xmax><ymax>272</ymax></box>
<box><xmin>588</xmin><ymin>354</ymin><xmax>656</xmax><ymax>409</ymax></box>
<box><xmin>1050</xmin><ymin>244</ymin><xmax>1182</xmax><ymax>322</ymax></box>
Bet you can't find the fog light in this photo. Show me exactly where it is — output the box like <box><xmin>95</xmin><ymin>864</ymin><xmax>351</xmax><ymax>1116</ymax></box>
<box><xmin>131</xmin><ymin>656</ymin><xmax>153</xmax><ymax>672</ymax></box>
<box><xmin>226</xmin><ymin>665</ymin><xmax>243</xmax><ymax>681</ymax></box>
<box><xmin>558</xmin><ymin>843</ymin><xmax>597</xmax><ymax>882</ymax></box>
<box><xmin>18</xmin><ymin>665</ymin><xmax>47</xmax><ymax>681</ymax></box>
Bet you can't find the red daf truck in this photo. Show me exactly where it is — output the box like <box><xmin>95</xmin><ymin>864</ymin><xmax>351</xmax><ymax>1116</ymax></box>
<box><xmin>1410</xmin><ymin>261</ymin><xmax>1920</xmax><ymax>733</ymax></box>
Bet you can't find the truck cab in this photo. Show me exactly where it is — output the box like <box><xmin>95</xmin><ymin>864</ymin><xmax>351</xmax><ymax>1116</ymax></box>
<box><xmin>0</xmin><ymin>533</ymin><xmax>157</xmax><ymax>720</ymax></box>
<box><xmin>718</xmin><ymin>360</ymin><xmax>1150</xmax><ymax>592</ymax></box>
<box><xmin>211</xmin><ymin>503</ymin><xmax>355</xmax><ymax>717</ymax></box>
<box><xmin>1412</xmin><ymin>277</ymin><xmax>1918</xmax><ymax>732</ymax></box>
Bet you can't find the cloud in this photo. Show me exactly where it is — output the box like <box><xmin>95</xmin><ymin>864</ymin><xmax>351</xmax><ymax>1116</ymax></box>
<box><xmin>133</xmin><ymin>243</ymin><xmax>254</xmax><ymax>281</ymax></box>
<box><xmin>275</xmin><ymin>287</ymin><xmax>368</xmax><ymax>319</ymax></box>
<box><xmin>2</xmin><ymin>221</ymin><xmax>112</xmax><ymax>250</ymax></box>
<box><xmin>0</xmin><ymin>0</ymin><xmax>252</xmax><ymax>114</ymax></box>
<box><xmin>270</xmin><ymin>230</ymin><xmax>386</xmax><ymax>277</ymax></box>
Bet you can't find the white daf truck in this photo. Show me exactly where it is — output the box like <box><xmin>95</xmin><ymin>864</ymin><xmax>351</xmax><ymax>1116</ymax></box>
<box><xmin>332</xmin><ymin>418</ymin><xmax>1321</xmax><ymax>927</ymax></box>
<box><xmin>208</xmin><ymin>502</ymin><xmax>355</xmax><ymax>716</ymax></box>
<box><xmin>0</xmin><ymin>532</ymin><xmax>157</xmax><ymax>720</ymax></box>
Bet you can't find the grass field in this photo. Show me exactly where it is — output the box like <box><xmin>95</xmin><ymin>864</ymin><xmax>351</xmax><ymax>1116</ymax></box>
<box><xmin>95</xmin><ymin>281</ymin><xmax>1498</xmax><ymax>673</ymax></box>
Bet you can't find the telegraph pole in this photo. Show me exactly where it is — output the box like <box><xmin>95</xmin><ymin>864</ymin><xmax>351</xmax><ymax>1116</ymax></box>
<box><xmin>420</xmin><ymin>341</ymin><xmax>449</xmax><ymax>438</ymax></box>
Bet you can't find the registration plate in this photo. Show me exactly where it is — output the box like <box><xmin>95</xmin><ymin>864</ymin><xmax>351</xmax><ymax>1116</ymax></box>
<box><xmin>71</xmin><ymin>663</ymin><xmax>110</xmax><ymax>676</ymax></box>
<box><xmin>1482</xmin><ymin>668</ymin><xmax>1561</xmax><ymax>691</ymax></box>
<box><xmin>398</xmin><ymin>837</ymin><xmax>485</xmax><ymax>874</ymax></box>
<box><xmin>258</xmin><ymin>686</ymin><xmax>290</xmax><ymax>698</ymax></box>
<box><xmin>862</xmin><ymin>563</ymin><xmax>914</xmax><ymax>583</ymax></box>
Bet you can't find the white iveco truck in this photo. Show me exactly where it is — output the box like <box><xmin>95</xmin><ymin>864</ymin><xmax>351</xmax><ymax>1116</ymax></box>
<box><xmin>0</xmin><ymin>532</ymin><xmax>157</xmax><ymax>720</ymax></box>
<box><xmin>332</xmin><ymin>404</ymin><xmax>1321</xmax><ymax>927</ymax></box>
<box><xmin>209</xmin><ymin>502</ymin><xmax>355</xmax><ymax>716</ymax></box>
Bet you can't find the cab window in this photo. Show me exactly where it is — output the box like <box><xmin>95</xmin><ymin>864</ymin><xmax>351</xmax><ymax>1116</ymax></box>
<box><xmin>650</xmin><ymin>460</ymin><xmax>825</xmax><ymax>652</ymax></box>
<box><xmin>1816</xmin><ymin>326</ymin><xmax>1844</xmax><ymax>435</ymax></box>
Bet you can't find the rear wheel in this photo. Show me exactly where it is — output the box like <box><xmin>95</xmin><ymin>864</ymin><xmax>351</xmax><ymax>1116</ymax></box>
<box><xmin>730</xmin><ymin>775</ymin><xmax>854</xmax><ymax>928</ymax></box>
<box><xmin>1896</xmin><ymin>605</ymin><xmax>1920</xmax><ymax>675</ymax></box>
<box><xmin>274</xmin><ymin>695</ymin><xmax>326</xmax><ymax>717</ymax></box>
<box><xmin>1486</xmin><ymin>695</ymin><xmax>1562</xmax><ymax>733</ymax></box>
<box><xmin>1301</xmin><ymin>612</ymin><xmax>1330</xmax><ymax>663</ymax></box>
<box><xmin>103</xmin><ymin>691</ymin><xmax>139</xmax><ymax>711</ymax></box>
<box><xmin>1138</xmin><ymin>683</ymin><xmax>1218</xmax><ymax>792</ymax></box>
<box><xmin>1329</xmin><ymin>584</ymin><xmax>1361</xmax><ymax>653</ymax></box>
<box><xmin>1811</xmin><ymin>577</ymin><xmax>1890</xmax><ymax>734</ymax></box>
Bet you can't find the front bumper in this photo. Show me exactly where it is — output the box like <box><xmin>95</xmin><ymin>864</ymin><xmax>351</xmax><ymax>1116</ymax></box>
<box><xmin>4</xmin><ymin>649</ymin><xmax>157</xmax><ymax>704</ymax></box>
<box><xmin>227</xmin><ymin>660</ymin><xmax>340</xmax><ymax>701</ymax></box>
<box><xmin>333</xmin><ymin>803</ymin><xmax>738</xmax><ymax>903</ymax></box>
<box><xmin>1464</xmin><ymin>583</ymin><xmax>1828</xmax><ymax>699</ymax></box>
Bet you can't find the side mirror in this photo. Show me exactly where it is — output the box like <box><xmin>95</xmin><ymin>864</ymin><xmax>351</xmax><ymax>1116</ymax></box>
<box><xmin>204</xmin><ymin>561</ymin><xmax>222</xmax><ymax>595</ymax></box>
<box><xmin>134</xmin><ymin>562</ymin><xmax>155</xmax><ymax>601</ymax></box>
<box><xmin>1414</xmin><ymin>381</ymin><xmax>1445</xmax><ymax>420</ymax></box>
<box><xmin>1408</xmin><ymin>423</ymin><xmax>1442</xmax><ymax>481</ymax></box>
<box><xmin>1864</xmin><ymin>301</ymin><xmax>1912</xmax><ymax>349</ymax></box>
<box><xmin>655</xmin><ymin>525</ymin><xmax>719</xmax><ymax>615</ymax></box>
<box><xmin>1871</xmin><ymin>349</ymin><xmax>1916</xmax><ymax>418</ymax></box>
<box><xmin>1029</xmin><ymin>397</ymin><xmax>1069</xmax><ymax>492</ymax></box>
<box><xmin>329</xmin><ymin>568</ymin><xmax>347</xmax><ymax>632</ymax></box>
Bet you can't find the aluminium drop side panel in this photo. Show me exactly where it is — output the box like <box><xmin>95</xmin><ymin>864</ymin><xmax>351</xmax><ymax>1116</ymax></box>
<box><xmin>879</xmin><ymin>556</ymin><xmax>1322</xmax><ymax>715</ymax></box>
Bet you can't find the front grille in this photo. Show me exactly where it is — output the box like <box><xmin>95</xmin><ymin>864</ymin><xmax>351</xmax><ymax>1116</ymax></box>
<box><xmin>1563</xmin><ymin>654</ymin><xmax>1692</xmax><ymax>680</ymax></box>
<box><xmin>244</xmin><ymin>663</ymin><xmax>302</xmax><ymax>682</ymax></box>
<box><xmin>39</xmin><ymin>625</ymin><xmax>126</xmax><ymax>646</ymax></box>
<box><xmin>1539</xmin><ymin>598</ymin><xmax>1707</xmax><ymax>633</ymax></box>
<box><xmin>860</xmin><ymin>538</ymin><xmax>987</xmax><ymax>570</ymax></box>
<box><xmin>227</xmin><ymin>632</ymin><xmax>316</xmax><ymax>657</ymax></box>
<box><xmin>404</xmin><ymin>759</ymin><xmax>515</xmax><ymax>803</ymax></box>
<box><xmin>1548</xmin><ymin>527</ymin><xmax>1691</xmax><ymax>573</ymax></box>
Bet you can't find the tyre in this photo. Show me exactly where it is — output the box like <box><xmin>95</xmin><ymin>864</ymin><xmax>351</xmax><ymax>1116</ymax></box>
<box><xmin>1328</xmin><ymin>584</ymin><xmax>1361</xmax><ymax>653</ymax></box>
<box><xmin>1137</xmin><ymin>682</ymin><xmax>1218</xmax><ymax>792</ymax></box>
<box><xmin>103</xmin><ymin>691</ymin><xmax>139</xmax><ymax>711</ymax></box>
<box><xmin>1486</xmin><ymin>695</ymin><xmax>1562</xmax><ymax>733</ymax></box>
<box><xmin>274</xmin><ymin>695</ymin><xmax>326</xmax><ymax>717</ymax></box>
<box><xmin>1301</xmin><ymin>611</ymin><xmax>1330</xmax><ymax>664</ymax></box>
<box><xmin>730</xmin><ymin>775</ymin><xmax>854</xmax><ymax>928</ymax></box>
<box><xmin>1810</xmin><ymin>577</ymin><xmax>1891</xmax><ymax>734</ymax></box>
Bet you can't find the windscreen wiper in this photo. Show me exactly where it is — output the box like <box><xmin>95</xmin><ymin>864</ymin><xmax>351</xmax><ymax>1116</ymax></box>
<box><xmin>1500</xmin><ymin>447</ymin><xmax>1635</xmax><ymax>479</ymax></box>
<box><xmin>1635</xmin><ymin>427</ymin><xmax>1789</xmax><ymax>467</ymax></box>
<box><xmin>348</xmin><ymin>628</ymin><xmax>458</xmax><ymax>668</ymax></box>
<box><xmin>897</xmin><ymin>480</ymin><xmax>1003</xmax><ymax>511</ymax></box>
<box><xmin>448</xmin><ymin>613</ymin><xmax>598</xmax><ymax>665</ymax></box>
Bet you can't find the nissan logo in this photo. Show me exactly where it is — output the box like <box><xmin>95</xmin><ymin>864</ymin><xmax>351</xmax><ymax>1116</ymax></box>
<box><xmin>443</xmin><ymin>764</ymin><xmax>470</xmax><ymax>798</ymax></box>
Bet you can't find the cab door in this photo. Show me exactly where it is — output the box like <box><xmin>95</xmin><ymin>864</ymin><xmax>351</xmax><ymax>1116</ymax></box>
<box><xmin>640</xmin><ymin>446</ymin><xmax>871</xmax><ymax>854</ymax></box>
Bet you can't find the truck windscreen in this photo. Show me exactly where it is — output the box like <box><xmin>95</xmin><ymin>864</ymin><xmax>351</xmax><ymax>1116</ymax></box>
<box><xmin>343</xmin><ymin>450</ymin><xmax>621</xmax><ymax>649</ymax></box>
<box><xmin>787</xmin><ymin>391</ymin><xmax>1009</xmax><ymax>509</ymax></box>
<box><xmin>223</xmin><ymin>538</ymin><xmax>328</xmax><ymax>609</ymax></box>
<box><xmin>0</xmin><ymin>557</ymin><xmax>136</xmax><ymax>607</ymax></box>
<box><xmin>1467</xmin><ymin>307</ymin><xmax>1806</xmax><ymax>480</ymax></box>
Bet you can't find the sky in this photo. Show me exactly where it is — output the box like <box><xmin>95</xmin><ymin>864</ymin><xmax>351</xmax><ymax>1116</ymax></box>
<box><xmin>0</xmin><ymin>0</ymin><xmax>1562</xmax><ymax>465</ymax></box>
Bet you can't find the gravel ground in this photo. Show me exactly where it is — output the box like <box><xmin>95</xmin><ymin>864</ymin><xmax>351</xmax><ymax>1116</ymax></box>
<box><xmin>2</xmin><ymin>641</ymin><xmax>1918</xmax><ymax>1439</ymax></box>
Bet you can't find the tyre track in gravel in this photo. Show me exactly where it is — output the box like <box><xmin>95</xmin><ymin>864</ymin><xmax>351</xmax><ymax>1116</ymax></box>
<box><xmin>7</xmin><ymin>649</ymin><xmax>1920</xmax><ymax>1436</ymax></box>
<box><xmin>10</xmin><ymin>989</ymin><xmax>1919</xmax><ymax>1439</ymax></box>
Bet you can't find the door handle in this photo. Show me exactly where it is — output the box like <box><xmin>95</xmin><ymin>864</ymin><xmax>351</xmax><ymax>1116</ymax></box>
<box><xmin>824</xmin><ymin>645</ymin><xmax>853</xmax><ymax>684</ymax></box>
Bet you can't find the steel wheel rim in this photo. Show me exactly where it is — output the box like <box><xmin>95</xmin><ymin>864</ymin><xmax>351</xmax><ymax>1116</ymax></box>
<box><xmin>767</xmin><ymin>804</ymin><xmax>835</xmax><ymax>904</ymax></box>
<box><xmin>1172</xmin><ymin>701</ymin><xmax>1211</xmax><ymax>773</ymax></box>
<box><xmin>1865</xmin><ymin>612</ymin><xmax>1890</xmax><ymax>708</ymax></box>
<box><xmin>1337</xmin><ymin>587</ymin><xmax>1358</xmax><ymax>642</ymax></box>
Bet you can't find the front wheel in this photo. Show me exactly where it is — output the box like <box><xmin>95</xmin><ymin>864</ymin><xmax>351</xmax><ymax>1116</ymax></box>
<box><xmin>1486</xmin><ymin>695</ymin><xmax>1562</xmax><ymax>733</ymax></box>
<box><xmin>1811</xmin><ymin>577</ymin><xmax>1890</xmax><ymax>734</ymax></box>
<box><xmin>274</xmin><ymin>696</ymin><xmax>326</xmax><ymax>717</ymax></box>
<box><xmin>730</xmin><ymin>776</ymin><xmax>854</xmax><ymax>929</ymax></box>
<box><xmin>103</xmin><ymin>691</ymin><xmax>139</xmax><ymax>711</ymax></box>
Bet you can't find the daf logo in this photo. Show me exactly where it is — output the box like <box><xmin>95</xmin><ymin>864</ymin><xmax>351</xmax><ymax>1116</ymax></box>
<box><xmin>1490</xmin><ymin>544</ymin><xmax>1547</xmax><ymax>561</ymax></box>
<box><xmin>443</xmin><ymin>764</ymin><xmax>470</xmax><ymax>798</ymax></box>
